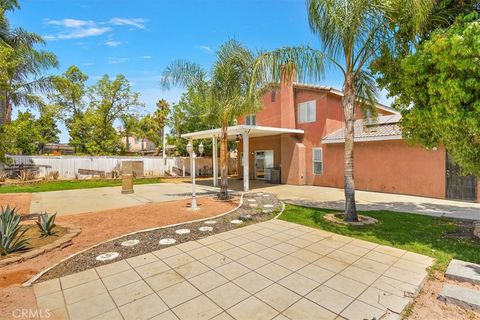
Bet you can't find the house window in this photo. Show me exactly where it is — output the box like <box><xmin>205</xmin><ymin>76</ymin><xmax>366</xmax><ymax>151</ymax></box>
<box><xmin>271</xmin><ymin>89</ymin><xmax>276</xmax><ymax>102</ymax></box>
<box><xmin>246</xmin><ymin>114</ymin><xmax>256</xmax><ymax>125</ymax></box>
<box><xmin>298</xmin><ymin>100</ymin><xmax>316</xmax><ymax>123</ymax></box>
<box><xmin>313</xmin><ymin>148</ymin><xmax>323</xmax><ymax>175</ymax></box>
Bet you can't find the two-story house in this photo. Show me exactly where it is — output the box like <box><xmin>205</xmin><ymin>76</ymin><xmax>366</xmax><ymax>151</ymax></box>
<box><xmin>182</xmin><ymin>73</ymin><xmax>479</xmax><ymax>202</ymax></box>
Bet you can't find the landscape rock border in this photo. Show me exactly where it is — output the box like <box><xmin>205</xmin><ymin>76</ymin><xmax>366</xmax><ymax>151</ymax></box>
<box><xmin>324</xmin><ymin>213</ymin><xmax>378</xmax><ymax>226</ymax></box>
<box><xmin>27</xmin><ymin>192</ymin><xmax>283</xmax><ymax>284</ymax></box>
<box><xmin>0</xmin><ymin>223</ymin><xmax>81</xmax><ymax>268</ymax></box>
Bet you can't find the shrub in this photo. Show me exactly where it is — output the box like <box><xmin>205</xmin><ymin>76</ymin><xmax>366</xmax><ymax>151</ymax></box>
<box><xmin>17</xmin><ymin>169</ymin><xmax>36</xmax><ymax>181</ymax></box>
<box><xmin>36</xmin><ymin>212</ymin><xmax>57</xmax><ymax>237</ymax></box>
<box><xmin>0</xmin><ymin>206</ymin><xmax>30</xmax><ymax>255</ymax></box>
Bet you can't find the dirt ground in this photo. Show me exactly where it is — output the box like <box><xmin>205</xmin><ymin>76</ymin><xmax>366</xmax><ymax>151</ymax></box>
<box><xmin>0</xmin><ymin>193</ymin><xmax>32</xmax><ymax>214</ymax></box>
<box><xmin>407</xmin><ymin>271</ymin><xmax>480</xmax><ymax>320</ymax></box>
<box><xmin>0</xmin><ymin>195</ymin><xmax>239</xmax><ymax>320</ymax></box>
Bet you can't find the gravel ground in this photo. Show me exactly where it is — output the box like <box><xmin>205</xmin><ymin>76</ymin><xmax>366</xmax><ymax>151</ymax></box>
<box><xmin>37</xmin><ymin>192</ymin><xmax>282</xmax><ymax>282</ymax></box>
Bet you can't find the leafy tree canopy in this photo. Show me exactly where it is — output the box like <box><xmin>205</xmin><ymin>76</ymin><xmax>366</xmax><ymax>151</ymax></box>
<box><xmin>397</xmin><ymin>12</ymin><xmax>480</xmax><ymax>175</ymax></box>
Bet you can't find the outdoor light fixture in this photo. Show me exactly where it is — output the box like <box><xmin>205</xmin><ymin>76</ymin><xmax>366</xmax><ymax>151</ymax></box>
<box><xmin>235</xmin><ymin>134</ymin><xmax>241</xmax><ymax>144</ymax></box>
<box><xmin>198</xmin><ymin>142</ymin><xmax>204</xmax><ymax>157</ymax></box>
<box><xmin>187</xmin><ymin>141</ymin><xmax>199</xmax><ymax>210</ymax></box>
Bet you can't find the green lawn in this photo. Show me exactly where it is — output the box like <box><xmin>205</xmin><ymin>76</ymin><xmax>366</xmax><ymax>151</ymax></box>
<box><xmin>0</xmin><ymin>177</ymin><xmax>162</xmax><ymax>193</ymax></box>
<box><xmin>280</xmin><ymin>204</ymin><xmax>480</xmax><ymax>271</ymax></box>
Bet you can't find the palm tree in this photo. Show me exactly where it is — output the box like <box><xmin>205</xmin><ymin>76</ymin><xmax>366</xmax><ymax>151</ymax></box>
<box><xmin>253</xmin><ymin>0</ymin><xmax>432</xmax><ymax>221</ymax></box>
<box><xmin>0</xmin><ymin>1</ymin><xmax>57</xmax><ymax>128</ymax></box>
<box><xmin>162</xmin><ymin>40</ymin><xmax>263</xmax><ymax>199</ymax></box>
<box><xmin>153</xmin><ymin>99</ymin><xmax>170</xmax><ymax>155</ymax></box>
<box><xmin>120</xmin><ymin>115</ymin><xmax>139</xmax><ymax>152</ymax></box>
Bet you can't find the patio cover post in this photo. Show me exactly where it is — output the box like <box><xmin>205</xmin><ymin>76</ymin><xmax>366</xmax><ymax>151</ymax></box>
<box><xmin>243</xmin><ymin>131</ymin><xmax>249</xmax><ymax>192</ymax></box>
<box><xmin>212</xmin><ymin>135</ymin><xmax>218</xmax><ymax>187</ymax></box>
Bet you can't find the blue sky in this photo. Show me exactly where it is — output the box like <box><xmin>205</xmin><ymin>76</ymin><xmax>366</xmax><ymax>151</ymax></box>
<box><xmin>9</xmin><ymin>0</ymin><xmax>390</xmax><ymax>142</ymax></box>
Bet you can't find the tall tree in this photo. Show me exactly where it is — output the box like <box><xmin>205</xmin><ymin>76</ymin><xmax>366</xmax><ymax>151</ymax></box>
<box><xmin>85</xmin><ymin>75</ymin><xmax>143</xmax><ymax>154</ymax></box>
<box><xmin>253</xmin><ymin>0</ymin><xmax>432</xmax><ymax>221</ymax></box>
<box><xmin>120</xmin><ymin>114</ymin><xmax>139</xmax><ymax>152</ymax></box>
<box><xmin>394</xmin><ymin>12</ymin><xmax>480</xmax><ymax>175</ymax></box>
<box><xmin>162</xmin><ymin>40</ymin><xmax>263</xmax><ymax>199</ymax></box>
<box><xmin>0</xmin><ymin>1</ymin><xmax>57</xmax><ymax>127</ymax></box>
<box><xmin>37</xmin><ymin>104</ymin><xmax>61</xmax><ymax>153</ymax></box>
<box><xmin>49</xmin><ymin>65</ymin><xmax>89</xmax><ymax>152</ymax></box>
<box><xmin>152</xmin><ymin>99</ymin><xmax>170</xmax><ymax>155</ymax></box>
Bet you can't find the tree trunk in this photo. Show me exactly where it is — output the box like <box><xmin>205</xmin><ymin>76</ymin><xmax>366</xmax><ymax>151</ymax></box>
<box><xmin>219</xmin><ymin>123</ymin><xmax>229</xmax><ymax>200</ymax></box>
<box><xmin>125</xmin><ymin>132</ymin><xmax>130</xmax><ymax>151</ymax></box>
<box><xmin>0</xmin><ymin>94</ymin><xmax>7</xmax><ymax>129</ymax></box>
<box><xmin>343</xmin><ymin>74</ymin><xmax>358</xmax><ymax>221</ymax></box>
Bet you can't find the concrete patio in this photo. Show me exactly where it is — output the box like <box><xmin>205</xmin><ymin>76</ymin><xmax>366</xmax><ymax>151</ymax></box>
<box><xmin>29</xmin><ymin>183</ymin><xmax>218</xmax><ymax>216</ymax></box>
<box><xmin>33</xmin><ymin>219</ymin><xmax>433</xmax><ymax>320</ymax></box>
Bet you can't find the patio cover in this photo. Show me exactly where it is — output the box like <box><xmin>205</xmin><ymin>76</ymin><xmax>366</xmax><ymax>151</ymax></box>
<box><xmin>181</xmin><ymin>125</ymin><xmax>304</xmax><ymax>192</ymax></box>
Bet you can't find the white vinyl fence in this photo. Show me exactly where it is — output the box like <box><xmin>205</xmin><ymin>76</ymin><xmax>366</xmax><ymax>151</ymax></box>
<box><xmin>5</xmin><ymin>155</ymin><xmax>229</xmax><ymax>179</ymax></box>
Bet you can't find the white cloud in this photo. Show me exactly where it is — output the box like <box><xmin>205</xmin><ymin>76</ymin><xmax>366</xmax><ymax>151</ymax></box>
<box><xmin>140</xmin><ymin>55</ymin><xmax>152</xmax><ymax>59</ymax></box>
<box><xmin>105</xmin><ymin>40</ymin><xmax>122</xmax><ymax>47</ymax></box>
<box><xmin>108</xmin><ymin>57</ymin><xmax>129</xmax><ymax>64</ymax></box>
<box><xmin>109</xmin><ymin>18</ymin><xmax>147</xmax><ymax>30</ymax></box>
<box><xmin>43</xmin><ymin>17</ymin><xmax>147</xmax><ymax>41</ymax></box>
<box><xmin>54</xmin><ymin>27</ymin><xmax>111</xmax><ymax>40</ymax></box>
<box><xmin>198</xmin><ymin>45</ymin><xmax>213</xmax><ymax>54</ymax></box>
<box><xmin>45</xmin><ymin>18</ymin><xmax>95</xmax><ymax>28</ymax></box>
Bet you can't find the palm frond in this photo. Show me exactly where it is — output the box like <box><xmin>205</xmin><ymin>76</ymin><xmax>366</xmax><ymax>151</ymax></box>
<box><xmin>354</xmin><ymin>69</ymin><xmax>379</xmax><ymax>115</ymax></box>
<box><xmin>161</xmin><ymin>60</ymin><xmax>207</xmax><ymax>90</ymax></box>
<box><xmin>253</xmin><ymin>46</ymin><xmax>327</xmax><ymax>87</ymax></box>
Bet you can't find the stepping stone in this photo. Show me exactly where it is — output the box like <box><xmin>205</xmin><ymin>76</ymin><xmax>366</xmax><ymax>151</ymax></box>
<box><xmin>204</xmin><ymin>220</ymin><xmax>216</xmax><ymax>225</ymax></box>
<box><xmin>445</xmin><ymin>259</ymin><xmax>480</xmax><ymax>285</ymax></box>
<box><xmin>175</xmin><ymin>229</ymin><xmax>190</xmax><ymax>235</ymax></box>
<box><xmin>247</xmin><ymin>199</ymin><xmax>257</xmax><ymax>202</ymax></box>
<box><xmin>263</xmin><ymin>209</ymin><xmax>273</xmax><ymax>214</ymax></box>
<box><xmin>263</xmin><ymin>204</ymin><xmax>274</xmax><ymax>208</ymax></box>
<box><xmin>159</xmin><ymin>238</ymin><xmax>176</xmax><ymax>245</ymax></box>
<box><xmin>199</xmin><ymin>226</ymin><xmax>213</xmax><ymax>232</ymax></box>
<box><xmin>121</xmin><ymin>239</ymin><xmax>140</xmax><ymax>247</ymax></box>
<box><xmin>230</xmin><ymin>219</ymin><xmax>243</xmax><ymax>225</ymax></box>
<box><xmin>96</xmin><ymin>252</ymin><xmax>119</xmax><ymax>261</ymax></box>
<box><xmin>263</xmin><ymin>194</ymin><xmax>270</xmax><ymax>197</ymax></box>
<box><xmin>438</xmin><ymin>283</ymin><xmax>480</xmax><ymax>312</ymax></box>
<box><xmin>249</xmin><ymin>204</ymin><xmax>258</xmax><ymax>208</ymax></box>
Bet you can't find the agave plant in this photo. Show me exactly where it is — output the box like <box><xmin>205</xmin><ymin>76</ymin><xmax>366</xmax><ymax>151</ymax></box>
<box><xmin>0</xmin><ymin>206</ymin><xmax>30</xmax><ymax>255</ymax></box>
<box><xmin>37</xmin><ymin>212</ymin><xmax>57</xmax><ymax>237</ymax></box>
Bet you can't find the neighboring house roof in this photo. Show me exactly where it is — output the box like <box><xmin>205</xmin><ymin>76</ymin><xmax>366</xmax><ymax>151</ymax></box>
<box><xmin>292</xmin><ymin>82</ymin><xmax>399</xmax><ymax>115</ymax></box>
<box><xmin>322</xmin><ymin>114</ymin><xmax>402</xmax><ymax>144</ymax></box>
<box><xmin>43</xmin><ymin>143</ymin><xmax>75</xmax><ymax>151</ymax></box>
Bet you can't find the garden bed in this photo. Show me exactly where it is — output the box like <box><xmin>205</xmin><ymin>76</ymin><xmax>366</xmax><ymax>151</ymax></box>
<box><xmin>34</xmin><ymin>192</ymin><xmax>283</xmax><ymax>282</ymax></box>
<box><xmin>0</xmin><ymin>224</ymin><xmax>80</xmax><ymax>267</ymax></box>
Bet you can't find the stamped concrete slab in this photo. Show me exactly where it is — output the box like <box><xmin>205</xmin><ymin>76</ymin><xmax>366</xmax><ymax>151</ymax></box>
<box><xmin>445</xmin><ymin>259</ymin><xmax>480</xmax><ymax>285</ymax></box>
<box><xmin>33</xmin><ymin>220</ymin><xmax>432</xmax><ymax>320</ymax></box>
<box><xmin>438</xmin><ymin>283</ymin><xmax>480</xmax><ymax>312</ymax></box>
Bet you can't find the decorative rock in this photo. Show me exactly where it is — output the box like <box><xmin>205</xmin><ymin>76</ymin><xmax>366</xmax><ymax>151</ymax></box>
<box><xmin>121</xmin><ymin>239</ymin><xmax>140</xmax><ymax>247</ymax></box>
<box><xmin>204</xmin><ymin>220</ymin><xmax>217</xmax><ymax>225</ymax></box>
<box><xmin>96</xmin><ymin>252</ymin><xmax>120</xmax><ymax>261</ymax></box>
<box><xmin>159</xmin><ymin>238</ymin><xmax>176</xmax><ymax>245</ymax></box>
<box><xmin>230</xmin><ymin>219</ymin><xmax>243</xmax><ymax>225</ymax></box>
<box><xmin>263</xmin><ymin>209</ymin><xmax>273</xmax><ymax>214</ymax></box>
<box><xmin>239</xmin><ymin>214</ymin><xmax>252</xmax><ymax>221</ymax></box>
<box><xmin>249</xmin><ymin>204</ymin><xmax>258</xmax><ymax>208</ymax></box>
<box><xmin>263</xmin><ymin>194</ymin><xmax>270</xmax><ymax>197</ymax></box>
<box><xmin>247</xmin><ymin>199</ymin><xmax>257</xmax><ymax>202</ymax></box>
<box><xmin>199</xmin><ymin>226</ymin><xmax>213</xmax><ymax>232</ymax></box>
<box><xmin>473</xmin><ymin>221</ymin><xmax>480</xmax><ymax>238</ymax></box>
<box><xmin>175</xmin><ymin>229</ymin><xmax>191</xmax><ymax>235</ymax></box>
<box><xmin>263</xmin><ymin>204</ymin><xmax>274</xmax><ymax>208</ymax></box>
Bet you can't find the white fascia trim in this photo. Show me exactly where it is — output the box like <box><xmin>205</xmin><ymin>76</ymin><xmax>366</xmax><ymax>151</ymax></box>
<box><xmin>322</xmin><ymin>135</ymin><xmax>403</xmax><ymax>144</ymax></box>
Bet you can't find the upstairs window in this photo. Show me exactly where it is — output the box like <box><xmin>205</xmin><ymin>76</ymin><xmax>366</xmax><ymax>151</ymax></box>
<box><xmin>313</xmin><ymin>148</ymin><xmax>323</xmax><ymax>175</ymax></box>
<box><xmin>298</xmin><ymin>100</ymin><xmax>316</xmax><ymax>123</ymax></box>
<box><xmin>246</xmin><ymin>114</ymin><xmax>256</xmax><ymax>125</ymax></box>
